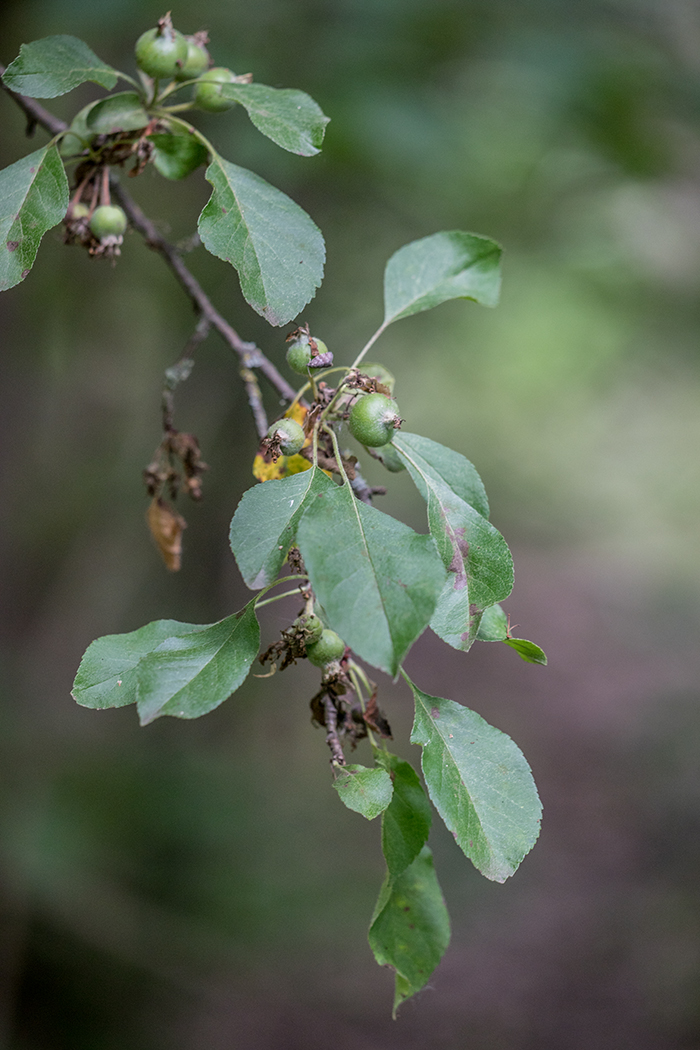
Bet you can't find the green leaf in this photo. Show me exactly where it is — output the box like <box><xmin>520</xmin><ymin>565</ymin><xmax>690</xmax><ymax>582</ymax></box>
<box><xmin>392</xmin><ymin>433</ymin><xmax>489</xmax><ymax>518</ymax></box>
<box><xmin>375</xmin><ymin>751</ymin><xmax>432</xmax><ymax>877</ymax></box>
<box><xmin>151</xmin><ymin>132</ymin><xmax>209</xmax><ymax>180</ymax></box>
<box><xmin>72</xmin><ymin>603</ymin><xmax>260</xmax><ymax>725</ymax></box>
<box><xmin>393</xmin><ymin>433</ymin><xmax>513</xmax><ymax>651</ymax></box>
<box><xmin>60</xmin><ymin>100</ymin><xmax>100</xmax><ymax>157</ymax></box>
<box><xmin>476</xmin><ymin>605</ymin><xmax>548</xmax><ymax>664</ymax></box>
<box><xmin>135</xmin><ymin>602</ymin><xmax>260</xmax><ymax>725</ymax></box>
<box><xmin>86</xmin><ymin>92</ymin><xmax>149</xmax><ymax>135</ymax></box>
<box><xmin>229</xmin><ymin>468</ymin><xmax>334</xmax><ymax>589</ymax></box>
<box><xmin>218</xmin><ymin>82</ymin><xmax>329</xmax><ymax>157</ymax></box>
<box><xmin>72</xmin><ymin>619</ymin><xmax>204</xmax><ymax>710</ymax></box>
<box><xmin>333</xmin><ymin>765</ymin><xmax>393</xmax><ymax>820</ymax></box>
<box><xmin>368</xmin><ymin>846</ymin><xmax>450</xmax><ymax>1016</ymax></box>
<box><xmin>383</xmin><ymin>231</ymin><xmax>502</xmax><ymax>326</ymax></box>
<box><xmin>296</xmin><ymin>481</ymin><xmax>446</xmax><ymax>676</ymax></box>
<box><xmin>408</xmin><ymin>676</ymin><xmax>542</xmax><ymax>883</ymax></box>
<box><xmin>504</xmin><ymin>638</ymin><xmax>548</xmax><ymax>665</ymax></box>
<box><xmin>2</xmin><ymin>35</ymin><xmax>118</xmax><ymax>98</ymax></box>
<box><xmin>476</xmin><ymin>603</ymin><xmax>508</xmax><ymax>641</ymax></box>
<box><xmin>198</xmin><ymin>155</ymin><xmax>325</xmax><ymax>325</ymax></box>
<box><xmin>0</xmin><ymin>145</ymin><xmax>69</xmax><ymax>292</ymax></box>
<box><xmin>371</xmin><ymin>444</ymin><xmax>405</xmax><ymax>473</ymax></box>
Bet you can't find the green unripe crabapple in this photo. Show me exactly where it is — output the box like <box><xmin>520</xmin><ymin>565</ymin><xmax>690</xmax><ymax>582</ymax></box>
<box><xmin>267</xmin><ymin>418</ymin><xmax>305</xmax><ymax>456</ymax></box>
<box><xmin>175</xmin><ymin>36</ymin><xmax>210</xmax><ymax>80</ymax></box>
<box><xmin>193</xmin><ymin>68</ymin><xmax>238</xmax><ymax>112</ymax></box>
<box><xmin>286</xmin><ymin>335</ymin><xmax>331</xmax><ymax>375</ymax></box>
<box><xmin>348</xmin><ymin>392</ymin><xmax>401</xmax><ymax>448</ymax></box>
<box><xmin>89</xmin><ymin>205</ymin><xmax>127</xmax><ymax>240</ymax></box>
<box><xmin>306</xmin><ymin>629</ymin><xmax>346</xmax><ymax>667</ymax></box>
<box><xmin>135</xmin><ymin>23</ymin><xmax>188</xmax><ymax>79</ymax></box>
<box><xmin>294</xmin><ymin>613</ymin><xmax>324</xmax><ymax>645</ymax></box>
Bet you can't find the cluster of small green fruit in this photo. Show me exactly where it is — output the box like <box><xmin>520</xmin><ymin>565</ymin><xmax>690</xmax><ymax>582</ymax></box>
<box><xmin>294</xmin><ymin>614</ymin><xmax>346</xmax><ymax>668</ymax></box>
<box><xmin>135</xmin><ymin>14</ymin><xmax>241</xmax><ymax>112</ymax></box>
<box><xmin>263</xmin><ymin>330</ymin><xmax>403</xmax><ymax>671</ymax></box>
<box><xmin>267</xmin><ymin>328</ymin><xmax>402</xmax><ymax>457</ymax></box>
<box><xmin>63</xmin><ymin>14</ymin><xmax>250</xmax><ymax>250</ymax></box>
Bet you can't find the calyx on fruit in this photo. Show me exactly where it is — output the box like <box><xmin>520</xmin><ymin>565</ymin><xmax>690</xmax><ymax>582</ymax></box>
<box><xmin>193</xmin><ymin>67</ymin><xmax>238</xmax><ymax>112</ymax></box>
<box><xmin>357</xmin><ymin>362</ymin><xmax>395</xmax><ymax>394</ymax></box>
<box><xmin>135</xmin><ymin>15</ymin><xmax>188</xmax><ymax>79</ymax></box>
<box><xmin>348</xmin><ymin>392</ymin><xmax>402</xmax><ymax>448</ymax></box>
<box><xmin>266</xmin><ymin>418</ymin><xmax>306</xmax><ymax>456</ymax></box>
<box><xmin>306</xmin><ymin>629</ymin><xmax>346</xmax><ymax>667</ymax></box>
<box><xmin>285</xmin><ymin>326</ymin><xmax>333</xmax><ymax>375</ymax></box>
<box><xmin>175</xmin><ymin>32</ymin><xmax>210</xmax><ymax>80</ymax></box>
<box><xmin>294</xmin><ymin>613</ymin><xmax>324</xmax><ymax>645</ymax></box>
<box><xmin>89</xmin><ymin>205</ymin><xmax>128</xmax><ymax>241</ymax></box>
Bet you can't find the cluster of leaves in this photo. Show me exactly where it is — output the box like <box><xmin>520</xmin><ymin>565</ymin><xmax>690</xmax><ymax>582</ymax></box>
<box><xmin>1</xmin><ymin>30</ymin><xmax>328</xmax><ymax>318</ymax></box>
<box><xmin>2</xmin><ymin>25</ymin><xmax>546</xmax><ymax>1013</ymax></box>
<box><xmin>71</xmin><ymin>231</ymin><xmax>546</xmax><ymax>1011</ymax></box>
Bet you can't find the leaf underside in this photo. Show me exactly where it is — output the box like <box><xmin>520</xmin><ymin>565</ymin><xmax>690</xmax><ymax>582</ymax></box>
<box><xmin>369</xmin><ymin>846</ymin><xmax>450</xmax><ymax>1016</ymax></box>
<box><xmin>383</xmin><ymin>230</ymin><xmax>502</xmax><ymax>326</ymax></box>
<box><xmin>85</xmin><ymin>92</ymin><xmax>149</xmax><ymax>135</ymax></box>
<box><xmin>477</xmin><ymin>604</ymin><xmax>548</xmax><ymax>664</ymax></box>
<box><xmin>333</xmin><ymin>765</ymin><xmax>393</xmax><ymax>820</ymax></box>
<box><xmin>219</xmin><ymin>82</ymin><xmax>330</xmax><ymax>156</ymax></box>
<box><xmin>393</xmin><ymin>433</ymin><xmax>513</xmax><ymax>651</ymax></box>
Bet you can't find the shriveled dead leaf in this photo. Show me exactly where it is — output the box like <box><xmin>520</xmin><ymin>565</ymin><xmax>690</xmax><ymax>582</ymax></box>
<box><xmin>147</xmin><ymin>498</ymin><xmax>186</xmax><ymax>571</ymax></box>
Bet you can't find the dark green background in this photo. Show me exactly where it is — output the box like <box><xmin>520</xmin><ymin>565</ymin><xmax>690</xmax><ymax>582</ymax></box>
<box><xmin>2</xmin><ymin>0</ymin><xmax>700</xmax><ymax>1046</ymax></box>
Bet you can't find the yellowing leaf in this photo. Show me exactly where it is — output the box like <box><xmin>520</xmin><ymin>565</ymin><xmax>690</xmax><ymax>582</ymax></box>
<box><xmin>252</xmin><ymin>452</ymin><xmax>312</xmax><ymax>482</ymax></box>
<box><xmin>252</xmin><ymin>403</ymin><xmax>313</xmax><ymax>481</ymax></box>
<box><xmin>284</xmin><ymin>402</ymin><xmax>307</xmax><ymax>425</ymax></box>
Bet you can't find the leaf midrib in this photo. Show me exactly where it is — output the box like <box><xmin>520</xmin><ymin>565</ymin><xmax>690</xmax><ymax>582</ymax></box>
<box><xmin>337</xmin><ymin>480</ymin><xmax>395</xmax><ymax>662</ymax></box>
<box><xmin>139</xmin><ymin>613</ymin><xmax>249</xmax><ymax>718</ymax></box>
<box><xmin>395</xmin><ymin>445</ymin><xmax>468</xmax><ymax>580</ymax></box>
<box><xmin>414</xmin><ymin>689</ymin><xmax>495</xmax><ymax>864</ymax></box>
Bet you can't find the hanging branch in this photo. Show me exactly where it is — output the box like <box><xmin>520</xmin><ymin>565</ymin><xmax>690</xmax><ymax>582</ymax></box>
<box><xmin>0</xmin><ymin>70</ymin><xmax>299</xmax><ymax>435</ymax></box>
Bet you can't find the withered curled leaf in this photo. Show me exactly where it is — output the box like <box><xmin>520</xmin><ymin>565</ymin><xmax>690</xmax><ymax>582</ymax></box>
<box><xmin>147</xmin><ymin>497</ymin><xmax>186</xmax><ymax>571</ymax></box>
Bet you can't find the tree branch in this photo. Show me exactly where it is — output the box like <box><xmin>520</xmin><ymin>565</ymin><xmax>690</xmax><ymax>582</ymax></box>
<box><xmin>1</xmin><ymin>69</ymin><xmax>300</xmax><ymax>438</ymax></box>
<box><xmin>324</xmin><ymin>696</ymin><xmax>347</xmax><ymax>767</ymax></box>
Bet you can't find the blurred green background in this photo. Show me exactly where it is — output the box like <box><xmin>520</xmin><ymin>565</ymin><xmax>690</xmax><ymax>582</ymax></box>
<box><xmin>2</xmin><ymin>0</ymin><xmax>700</xmax><ymax>1046</ymax></box>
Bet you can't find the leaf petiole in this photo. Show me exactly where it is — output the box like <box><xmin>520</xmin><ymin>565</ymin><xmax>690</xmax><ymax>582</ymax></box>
<box><xmin>253</xmin><ymin>573</ymin><xmax>309</xmax><ymax>610</ymax></box>
<box><xmin>254</xmin><ymin>587</ymin><xmax>306</xmax><ymax>610</ymax></box>
<box><xmin>350</xmin><ymin>321</ymin><xmax>388</xmax><ymax>370</ymax></box>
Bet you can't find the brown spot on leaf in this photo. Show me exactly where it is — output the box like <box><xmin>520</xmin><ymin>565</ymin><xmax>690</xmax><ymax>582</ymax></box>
<box><xmin>21</xmin><ymin>269</ymin><xmax>30</xmax><ymax>280</ymax></box>
<box><xmin>447</xmin><ymin>524</ymin><xmax>469</xmax><ymax>590</ymax></box>
<box><xmin>6</xmin><ymin>241</ymin><xmax>19</xmax><ymax>252</ymax></box>
<box><xmin>431</xmin><ymin>706</ymin><xmax>440</xmax><ymax>718</ymax></box>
